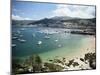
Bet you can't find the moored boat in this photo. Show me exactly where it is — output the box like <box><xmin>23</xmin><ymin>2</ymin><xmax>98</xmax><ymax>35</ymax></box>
<box><xmin>12</xmin><ymin>36</ymin><xmax>18</xmax><ymax>40</ymax></box>
<box><xmin>37</xmin><ymin>41</ymin><xmax>42</xmax><ymax>45</ymax></box>
<box><xmin>12</xmin><ymin>44</ymin><xmax>16</xmax><ymax>47</ymax></box>
<box><xmin>18</xmin><ymin>39</ymin><xmax>26</xmax><ymax>43</ymax></box>
<box><xmin>44</xmin><ymin>36</ymin><xmax>50</xmax><ymax>39</ymax></box>
<box><xmin>55</xmin><ymin>39</ymin><xmax>58</xmax><ymax>42</ymax></box>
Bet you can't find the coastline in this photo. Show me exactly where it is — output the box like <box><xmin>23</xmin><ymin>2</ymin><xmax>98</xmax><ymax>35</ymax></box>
<box><xmin>12</xmin><ymin>35</ymin><xmax>96</xmax><ymax>74</ymax></box>
<box><xmin>39</xmin><ymin>35</ymin><xmax>95</xmax><ymax>62</ymax></box>
<box><xmin>39</xmin><ymin>35</ymin><xmax>96</xmax><ymax>70</ymax></box>
<box><xmin>66</xmin><ymin>35</ymin><xmax>95</xmax><ymax>60</ymax></box>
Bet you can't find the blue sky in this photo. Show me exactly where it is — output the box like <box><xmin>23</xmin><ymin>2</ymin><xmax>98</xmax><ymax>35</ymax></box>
<box><xmin>12</xmin><ymin>1</ymin><xmax>96</xmax><ymax>20</ymax></box>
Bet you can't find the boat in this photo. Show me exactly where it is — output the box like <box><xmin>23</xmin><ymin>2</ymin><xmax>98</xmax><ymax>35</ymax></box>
<box><xmin>46</xmin><ymin>32</ymin><xmax>54</xmax><ymax>35</ymax></box>
<box><xmin>12</xmin><ymin>36</ymin><xmax>18</xmax><ymax>40</ymax></box>
<box><xmin>44</xmin><ymin>36</ymin><xmax>50</xmax><ymax>39</ymax></box>
<box><xmin>12</xmin><ymin>44</ymin><xmax>16</xmax><ymax>47</ymax></box>
<box><xmin>18</xmin><ymin>39</ymin><xmax>26</xmax><ymax>43</ymax></box>
<box><xmin>37</xmin><ymin>41</ymin><xmax>42</xmax><ymax>45</ymax></box>
<box><xmin>55</xmin><ymin>39</ymin><xmax>58</xmax><ymax>42</ymax></box>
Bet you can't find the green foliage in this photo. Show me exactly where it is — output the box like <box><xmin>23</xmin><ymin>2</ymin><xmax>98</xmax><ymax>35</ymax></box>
<box><xmin>84</xmin><ymin>53</ymin><xmax>96</xmax><ymax>69</ymax></box>
<box><xmin>72</xmin><ymin>62</ymin><xmax>79</xmax><ymax>67</ymax></box>
<box><xmin>35</xmin><ymin>55</ymin><xmax>42</xmax><ymax>64</ymax></box>
<box><xmin>12</xmin><ymin>52</ymin><xmax>96</xmax><ymax>74</ymax></box>
<box><xmin>67</xmin><ymin>59</ymin><xmax>74</xmax><ymax>67</ymax></box>
<box><xmin>84</xmin><ymin>53</ymin><xmax>96</xmax><ymax>61</ymax></box>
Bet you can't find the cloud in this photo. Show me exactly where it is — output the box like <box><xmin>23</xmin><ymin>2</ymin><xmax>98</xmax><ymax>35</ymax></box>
<box><xmin>13</xmin><ymin>9</ymin><xmax>18</xmax><ymax>12</ymax></box>
<box><xmin>13</xmin><ymin>8</ymin><xmax>25</xmax><ymax>15</ymax></box>
<box><xmin>52</xmin><ymin>4</ymin><xmax>95</xmax><ymax>18</ymax></box>
<box><xmin>12</xmin><ymin>15</ymin><xmax>31</xmax><ymax>20</ymax></box>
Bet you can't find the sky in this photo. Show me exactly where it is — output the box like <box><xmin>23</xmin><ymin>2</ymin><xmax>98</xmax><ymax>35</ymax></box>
<box><xmin>12</xmin><ymin>1</ymin><xmax>96</xmax><ymax>20</ymax></box>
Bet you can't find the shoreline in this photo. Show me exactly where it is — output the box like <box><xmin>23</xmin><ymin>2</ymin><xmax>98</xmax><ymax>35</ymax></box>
<box><xmin>39</xmin><ymin>35</ymin><xmax>95</xmax><ymax>62</ymax></box>
<box><xmin>12</xmin><ymin>35</ymin><xmax>96</xmax><ymax>74</ymax></box>
<box><xmin>40</xmin><ymin>36</ymin><xmax>96</xmax><ymax>70</ymax></box>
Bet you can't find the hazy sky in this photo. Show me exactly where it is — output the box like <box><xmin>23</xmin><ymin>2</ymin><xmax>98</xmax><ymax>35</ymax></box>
<box><xmin>12</xmin><ymin>1</ymin><xmax>96</xmax><ymax>20</ymax></box>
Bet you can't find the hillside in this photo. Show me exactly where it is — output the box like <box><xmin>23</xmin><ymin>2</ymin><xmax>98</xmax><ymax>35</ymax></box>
<box><xmin>12</xmin><ymin>16</ymin><xmax>96</xmax><ymax>35</ymax></box>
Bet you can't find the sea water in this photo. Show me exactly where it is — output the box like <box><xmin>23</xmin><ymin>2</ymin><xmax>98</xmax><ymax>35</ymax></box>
<box><xmin>12</xmin><ymin>27</ymin><xmax>91</xmax><ymax>60</ymax></box>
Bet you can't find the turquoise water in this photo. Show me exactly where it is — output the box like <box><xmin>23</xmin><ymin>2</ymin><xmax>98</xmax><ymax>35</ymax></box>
<box><xmin>12</xmin><ymin>27</ymin><xmax>90</xmax><ymax>60</ymax></box>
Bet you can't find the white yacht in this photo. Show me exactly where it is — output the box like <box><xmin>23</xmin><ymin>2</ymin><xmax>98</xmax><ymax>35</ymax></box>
<box><xmin>12</xmin><ymin>36</ymin><xmax>18</xmax><ymax>40</ymax></box>
<box><xmin>55</xmin><ymin>39</ymin><xmax>58</xmax><ymax>42</ymax></box>
<box><xmin>44</xmin><ymin>36</ymin><xmax>50</xmax><ymax>39</ymax></box>
<box><xmin>37</xmin><ymin>41</ymin><xmax>42</xmax><ymax>45</ymax></box>
<box><xmin>18</xmin><ymin>39</ymin><xmax>26</xmax><ymax>43</ymax></box>
<box><xmin>12</xmin><ymin>44</ymin><xmax>16</xmax><ymax>47</ymax></box>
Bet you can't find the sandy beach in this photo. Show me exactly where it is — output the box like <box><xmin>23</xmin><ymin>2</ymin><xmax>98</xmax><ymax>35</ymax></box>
<box><xmin>65</xmin><ymin>35</ymin><xmax>95</xmax><ymax>60</ymax></box>
<box><xmin>39</xmin><ymin>35</ymin><xmax>96</xmax><ymax>62</ymax></box>
<box><xmin>37</xmin><ymin>35</ymin><xmax>96</xmax><ymax>70</ymax></box>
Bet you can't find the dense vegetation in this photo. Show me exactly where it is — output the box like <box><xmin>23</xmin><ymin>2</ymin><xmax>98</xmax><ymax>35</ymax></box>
<box><xmin>12</xmin><ymin>52</ymin><xmax>96</xmax><ymax>74</ymax></box>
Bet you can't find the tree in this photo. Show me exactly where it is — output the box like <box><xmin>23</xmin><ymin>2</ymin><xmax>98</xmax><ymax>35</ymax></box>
<box><xmin>27</xmin><ymin>54</ymin><xmax>42</xmax><ymax>72</ymax></box>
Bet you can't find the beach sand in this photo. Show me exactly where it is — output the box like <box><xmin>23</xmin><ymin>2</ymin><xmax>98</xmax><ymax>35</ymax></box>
<box><xmin>69</xmin><ymin>35</ymin><xmax>95</xmax><ymax>59</ymax></box>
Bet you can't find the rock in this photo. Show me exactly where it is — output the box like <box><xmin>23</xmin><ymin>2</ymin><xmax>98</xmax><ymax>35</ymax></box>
<box><xmin>84</xmin><ymin>52</ymin><xmax>96</xmax><ymax>69</ymax></box>
<box><xmin>53</xmin><ymin>58</ymin><xmax>64</xmax><ymax>65</ymax></box>
<box><xmin>49</xmin><ymin>60</ymin><xmax>53</xmax><ymax>62</ymax></box>
<box><xmin>89</xmin><ymin>59</ymin><xmax>96</xmax><ymax>69</ymax></box>
<box><xmin>80</xmin><ymin>58</ymin><xmax>84</xmax><ymax>62</ymax></box>
<box><xmin>72</xmin><ymin>62</ymin><xmax>79</xmax><ymax>67</ymax></box>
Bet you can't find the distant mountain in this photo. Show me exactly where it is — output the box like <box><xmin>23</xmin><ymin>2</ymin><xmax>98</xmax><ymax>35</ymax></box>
<box><xmin>29</xmin><ymin>18</ymin><xmax>57</xmax><ymax>27</ymax></box>
<box><xmin>12</xmin><ymin>20</ymin><xmax>35</xmax><ymax>26</ymax></box>
<box><xmin>12</xmin><ymin>16</ymin><xmax>96</xmax><ymax>35</ymax></box>
<box><xmin>12</xmin><ymin>16</ymin><xmax>77</xmax><ymax>25</ymax></box>
<box><xmin>51</xmin><ymin>16</ymin><xmax>77</xmax><ymax>20</ymax></box>
<box><xmin>28</xmin><ymin>16</ymin><xmax>78</xmax><ymax>26</ymax></box>
<box><xmin>12</xmin><ymin>16</ymin><xmax>96</xmax><ymax>30</ymax></box>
